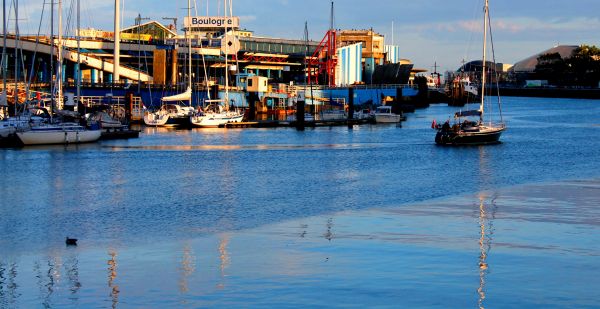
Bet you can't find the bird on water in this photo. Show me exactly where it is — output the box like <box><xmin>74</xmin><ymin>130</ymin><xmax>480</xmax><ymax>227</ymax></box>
<box><xmin>66</xmin><ymin>237</ymin><xmax>78</xmax><ymax>246</ymax></box>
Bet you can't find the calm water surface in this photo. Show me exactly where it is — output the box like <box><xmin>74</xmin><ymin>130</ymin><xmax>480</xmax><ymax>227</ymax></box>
<box><xmin>1</xmin><ymin>97</ymin><xmax>599</xmax><ymax>307</ymax></box>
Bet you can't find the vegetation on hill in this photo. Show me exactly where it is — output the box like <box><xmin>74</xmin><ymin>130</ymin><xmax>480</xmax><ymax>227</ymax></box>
<box><xmin>535</xmin><ymin>45</ymin><xmax>600</xmax><ymax>87</ymax></box>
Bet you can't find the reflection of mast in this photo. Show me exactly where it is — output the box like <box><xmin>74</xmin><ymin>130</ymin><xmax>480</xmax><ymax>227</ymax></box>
<box><xmin>108</xmin><ymin>249</ymin><xmax>119</xmax><ymax>309</ymax></box>
<box><xmin>65</xmin><ymin>255</ymin><xmax>82</xmax><ymax>295</ymax></box>
<box><xmin>324</xmin><ymin>218</ymin><xmax>334</xmax><ymax>241</ymax></box>
<box><xmin>477</xmin><ymin>194</ymin><xmax>496</xmax><ymax>309</ymax></box>
<box><xmin>0</xmin><ymin>262</ymin><xmax>19</xmax><ymax>305</ymax></box>
<box><xmin>179</xmin><ymin>243</ymin><xmax>196</xmax><ymax>293</ymax></box>
<box><xmin>217</xmin><ymin>234</ymin><xmax>230</xmax><ymax>289</ymax></box>
<box><xmin>33</xmin><ymin>257</ymin><xmax>61</xmax><ymax>308</ymax></box>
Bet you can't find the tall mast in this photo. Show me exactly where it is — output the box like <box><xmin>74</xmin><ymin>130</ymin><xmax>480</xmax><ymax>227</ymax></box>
<box><xmin>113</xmin><ymin>0</ymin><xmax>120</xmax><ymax>82</ymax></box>
<box><xmin>480</xmin><ymin>0</ymin><xmax>488</xmax><ymax>122</ymax></box>
<box><xmin>187</xmin><ymin>0</ymin><xmax>192</xmax><ymax>107</ymax></box>
<box><xmin>57</xmin><ymin>0</ymin><xmax>63</xmax><ymax>109</ymax></box>
<box><xmin>50</xmin><ymin>0</ymin><xmax>54</xmax><ymax>114</ymax></box>
<box><xmin>76</xmin><ymin>0</ymin><xmax>81</xmax><ymax>104</ymax></box>
<box><xmin>224</xmin><ymin>0</ymin><xmax>229</xmax><ymax>108</ymax></box>
<box><xmin>2</xmin><ymin>0</ymin><xmax>7</xmax><ymax>109</ymax></box>
<box><xmin>13</xmin><ymin>0</ymin><xmax>19</xmax><ymax>115</ymax></box>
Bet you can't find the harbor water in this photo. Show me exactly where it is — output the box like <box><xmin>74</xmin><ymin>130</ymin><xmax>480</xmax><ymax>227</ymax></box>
<box><xmin>1</xmin><ymin>97</ymin><xmax>599</xmax><ymax>307</ymax></box>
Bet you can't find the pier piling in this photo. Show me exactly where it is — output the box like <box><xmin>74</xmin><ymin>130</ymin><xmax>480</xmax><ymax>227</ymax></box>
<box><xmin>247</xmin><ymin>92</ymin><xmax>259</xmax><ymax>121</ymax></box>
<box><xmin>348</xmin><ymin>87</ymin><xmax>354</xmax><ymax>128</ymax></box>
<box><xmin>296</xmin><ymin>98</ymin><xmax>305</xmax><ymax>131</ymax></box>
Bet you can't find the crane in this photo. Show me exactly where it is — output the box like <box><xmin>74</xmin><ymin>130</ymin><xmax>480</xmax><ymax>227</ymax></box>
<box><xmin>162</xmin><ymin>17</ymin><xmax>178</xmax><ymax>33</ymax></box>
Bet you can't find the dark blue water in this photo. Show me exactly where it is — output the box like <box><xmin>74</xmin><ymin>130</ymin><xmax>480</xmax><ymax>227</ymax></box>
<box><xmin>1</xmin><ymin>97</ymin><xmax>599</xmax><ymax>307</ymax></box>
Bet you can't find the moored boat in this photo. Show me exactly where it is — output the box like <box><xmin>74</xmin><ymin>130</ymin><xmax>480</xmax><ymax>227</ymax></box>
<box><xmin>374</xmin><ymin>105</ymin><xmax>402</xmax><ymax>123</ymax></box>
<box><xmin>190</xmin><ymin>103</ymin><xmax>243</xmax><ymax>128</ymax></box>
<box><xmin>16</xmin><ymin>122</ymin><xmax>101</xmax><ymax>145</ymax></box>
<box><xmin>144</xmin><ymin>102</ymin><xmax>194</xmax><ymax>127</ymax></box>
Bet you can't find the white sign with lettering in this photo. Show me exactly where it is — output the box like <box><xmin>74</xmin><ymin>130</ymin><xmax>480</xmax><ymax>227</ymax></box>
<box><xmin>184</xmin><ymin>16</ymin><xmax>240</xmax><ymax>29</ymax></box>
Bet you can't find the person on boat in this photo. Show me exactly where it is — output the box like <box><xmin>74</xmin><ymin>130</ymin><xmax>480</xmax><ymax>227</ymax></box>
<box><xmin>442</xmin><ymin>120</ymin><xmax>450</xmax><ymax>132</ymax></box>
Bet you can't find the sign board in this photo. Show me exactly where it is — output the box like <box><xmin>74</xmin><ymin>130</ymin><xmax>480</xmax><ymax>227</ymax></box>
<box><xmin>76</xmin><ymin>29</ymin><xmax>114</xmax><ymax>39</ymax></box>
<box><xmin>221</xmin><ymin>35</ymin><xmax>240</xmax><ymax>55</ymax></box>
<box><xmin>120</xmin><ymin>33</ymin><xmax>152</xmax><ymax>41</ymax></box>
<box><xmin>184</xmin><ymin>16</ymin><xmax>240</xmax><ymax>29</ymax></box>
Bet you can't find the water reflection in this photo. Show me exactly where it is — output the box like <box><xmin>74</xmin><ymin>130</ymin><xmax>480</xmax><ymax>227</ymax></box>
<box><xmin>34</xmin><ymin>257</ymin><xmax>62</xmax><ymax>309</ymax></box>
<box><xmin>217</xmin><ymin>234</ymin><xmax>230</xmax><ymax>289</ymax></box>
<box><xmin>477</xmin><ymin>146</ymin><xmax>494</xmax><ymax>189</ymax></box>
<box><xmin>179</xmin><ymin>243</ymin><xmax>196</xmax><ymax>294</ymax></box>
<box><xmin>64</xmin><ymin>256</ymin><xmax>81</xmax><ymax>297</ymax></box>
<box><xmin>476</xmin><ymin>194</ymin><xmax>497</xmax><ymax>309</ymax></box>
<box><xmin>299</xmin><ymin>224</ymin><xmax>308</xmax><ymax>238</ymax></box>
<box><xmin>0</xmin><ymin>262</ymin><xmax>19</xmax><ymax>308</ymax></box>
<box><xmin>104</xmin><ymin>143</ymin><xmax>379</xmax><ymax>152</ymax></box>
<box><xmin>324</xmin><ymin>218</ymin><xmax>334</xmax><ymax>241</ymax></box>
<box><xmin>107</xmin><ymin>249</ymin><xmax>119</xmax><ymax>309</ymax></box>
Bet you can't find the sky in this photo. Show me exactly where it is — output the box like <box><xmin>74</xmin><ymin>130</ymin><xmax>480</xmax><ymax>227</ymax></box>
<box><xmin>11</xmin><ymin>0</ymin><xmax>600</xmax><ymax>73</ymax></box>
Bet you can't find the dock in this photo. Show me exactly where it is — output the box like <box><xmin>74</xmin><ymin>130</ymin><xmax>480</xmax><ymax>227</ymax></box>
<box><xmin>100</xmin><ymin>128</ymin><xmax>140</xmax><ymax>140</ymax></box>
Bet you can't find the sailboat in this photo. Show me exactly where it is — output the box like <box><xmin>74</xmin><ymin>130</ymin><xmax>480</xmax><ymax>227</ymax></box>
<box><xmin>434</xmin><ymin>0</ymin><xmax>505</xmax><ymax>145</ymax></box>
<box><xmin>144</xmin><ymin>87</ymin><xmax>195</xmax><ymax>127</ymax></box>
<box><xmin>190</xmin><ymin>0</ymin><xmax>243</xmax><ymax>128</ymax></box>
<box><xmin>13</xmin><ymin>0</ymin><xmax>102</xmax><ymax>146</ymax></box>
<box><xmin>144</xmin><ymin>3</ymin><xmax>194</xmax><ymax>128</ymax></box>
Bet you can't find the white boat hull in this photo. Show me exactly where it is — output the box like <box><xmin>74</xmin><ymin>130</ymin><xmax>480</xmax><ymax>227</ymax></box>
<box><xmin>374</xmin><ymin>114</ymin><xmax>402</xmax><ymax>123</ymax></box>
<box><xmin>0</xmin><ymin>126</ymin><xmax>16</xmax><ymax>138</ymax></box>
<box><xmin>190</xmin><ymin>112</ymin><xmax>243</xmax><ymax>128</ymax></box>
<box><xmin>144</xmin><ymin>113</ymin><xmax>169</xmax><ymax>126</ymax></box>
<box><xmin>17</xmin><ymin>126</ymin><xmax>101</xmax><ymax>145</ymax></box>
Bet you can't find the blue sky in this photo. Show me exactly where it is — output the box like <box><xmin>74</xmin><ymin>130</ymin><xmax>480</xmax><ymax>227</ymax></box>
<box><xmin>14</xmin><ymin>0</ymin><xmax>600</xmax><ymax>72</ymax></box>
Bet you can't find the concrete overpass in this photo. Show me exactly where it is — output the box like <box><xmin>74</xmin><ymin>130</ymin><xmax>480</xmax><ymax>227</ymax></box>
<box><xmin>3</xmin><ymin>36</ymin><xmax>153</xmax><ymax>82</ymax></box>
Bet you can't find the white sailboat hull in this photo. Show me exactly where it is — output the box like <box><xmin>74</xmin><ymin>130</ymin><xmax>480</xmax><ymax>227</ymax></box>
<box><xmin>190</xmin><ymin>112</ymin><xmax>243</xmax><ymax>128</ymax></box>
<box><xmin>143</xmin><ymin>112</ymin><xmax>169</xmax><ymax>126</ymax></box>
<box><xmin>17</xmin><ymin>125</ymin><xmax>101</xmax><ymax>145</ymax></box>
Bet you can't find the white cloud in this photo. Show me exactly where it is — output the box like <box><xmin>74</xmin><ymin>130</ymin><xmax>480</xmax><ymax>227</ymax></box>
<box><xmin>239</xmin><ymin>15</ymin><xmax>257</xmax><ymax>22</ymax></box>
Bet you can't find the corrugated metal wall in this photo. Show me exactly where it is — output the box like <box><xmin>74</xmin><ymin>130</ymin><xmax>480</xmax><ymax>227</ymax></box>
<box><xmin>385</xmin><ymin>45</ymin><xmax>401</xmax><ymax>63</ymax></box>
<box><xmin>335</xmin><ymin>43</ymin><xmax>363</xmax><ymax>86</ymax></box>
